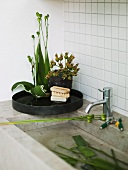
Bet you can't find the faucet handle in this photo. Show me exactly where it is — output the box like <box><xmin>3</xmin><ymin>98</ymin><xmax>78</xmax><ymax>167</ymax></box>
<box><xmin>98</xmin><ymin>89</ymin><xmax>105</xmax><ymax>93</ymax></box>
<box><xmin>98</xmin><ymin>87</ymin><xmax>113</xmax><ymax>97</ymax></box>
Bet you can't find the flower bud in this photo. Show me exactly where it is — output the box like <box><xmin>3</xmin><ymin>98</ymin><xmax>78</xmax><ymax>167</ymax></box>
<box><xmin>27</xmin><ymin>56</ymin><xmax>32</xmax><ymax>63</ymax></box>
<box><xmin>64</xmin><ymin>52</ymin><xmax>69</xmax><ymax>59</ymax></box>
<box><xmin>55</xmin><ymin>54</ymin><xmax>59</xmax><ymax>62</ymax></box>
<box><xmin>59</xmin><ymin>63</ymin><xmax>63</xmax><ymax>68</ymax></box>
<box><xmin>31</xmin><ymin>35</ymin><xmax>35</xmax><ymax>39</ymax></box>
<box><xmin>50</xmin><ymin>60</ymin><xmax>56</xmax><ymax>68</ymax></box>
<box><xmin>36</xmin><ymin>31</ymin><xmax>40</xmax><ymax>36</ymax></box>
<box><xmin>59</xmin><ymin>53</ymin><xmax>63</xmax><ymax>61</ymax></box>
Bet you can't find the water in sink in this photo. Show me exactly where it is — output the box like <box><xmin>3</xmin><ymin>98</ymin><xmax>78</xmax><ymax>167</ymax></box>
<box><xmin>15</xmin><ymin>121</ymin><xmax>128</xmax><ymax>170</ymax></box>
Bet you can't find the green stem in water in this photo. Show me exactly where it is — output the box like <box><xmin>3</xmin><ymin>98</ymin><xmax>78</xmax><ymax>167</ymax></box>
<box><xmin>52</xmin><ymin>150</ymin><xmax>89</xmax><ymax>164</ymax></box>
<box><xmin>111</xmin><ymin>149</ymin><xmax>119</xmax><ymax>170</ymax></box>
<box><xmin>57</xmin><ymin>142</ymin><xmax>128</xmax><ymax>168</ymax></box>
<box><xmin>90</xmin><ymin>146</ymin><xmax>128</xmax><ymax>166</ymax></box>
<box><xmin>52</xmin><ymin>150</ymin><xmax>120</xmax><ymax>170</ymax></box>
<box><xmin>57</xmin><ymin>145</ymin><xmax>86</xmax><ymax>161</ymax></box>
<box><xmin>57</xmin><ymin>145</ymin><xmax>79</xmax><ymax>154</ymax></box>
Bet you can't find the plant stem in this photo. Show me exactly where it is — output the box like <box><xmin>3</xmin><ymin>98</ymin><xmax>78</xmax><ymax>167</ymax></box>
<box><xmin>0</xmin><ymin>114</ymin><xmax>107</xmax><ymax>126</ymax></box>
<box><xmin>33</xmin><ymin>38</ymin><xmax>36</xmax><ymax>86</ymax></box>
<box><xmin>0</xmin><ymin>116</ymin><xmax>88</xmax><ymax>126</ymax></box>
<box><xmin>41</xmin><ymin>19</ymin><xmax>46</xmax><ymax>48</ymax></box>
<box><xmin>45</xmin><ymin>18</ymin><xmax>48</xmax><ymax>49</ymax></box>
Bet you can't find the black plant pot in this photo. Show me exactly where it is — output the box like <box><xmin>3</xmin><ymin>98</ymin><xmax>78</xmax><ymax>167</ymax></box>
<box><xmin>49</xmin><ymin>76</ymin><xmax>72</xmax><ymax>89</ymax></box>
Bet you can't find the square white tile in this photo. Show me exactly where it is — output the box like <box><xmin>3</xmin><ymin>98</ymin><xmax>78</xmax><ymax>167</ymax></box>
<box><xmin>119</xmin><ymin>40</ymin><xmax>127</xmax><ymax>52</ymax></box>
<box><xmin>92</xmin><ymin>14</ymin><xmax>98</xmax><ymax>24</ymax></box>
<box><xmin>98</xmin><ymin>14</ymin><xmax>104</xmax><ymax>25</ymax></box>
<box><xmin>111</xmin><ymin>73</ymin><xmax>118</xmax><ymax>85</ymax></box>
<box><xmin>105</xmin><ymin>15</ymin><xmax>111</xmax><ymax>26</ymax></box>
<box><xmin>119</xmin><ymin>3</ymin><xmax>126</xmax><ymax>15</ymax></box>
<box><xmin>74</xmin><ymin>2</ymin><xmax>79</xmax><ymax>13</ymax></box>
<box><xmin>92</xmin><ymin>36</ymin><xmax>98</xmax><ymax>46</ymax></box>
<box><xmin>98</xmin><ymin>3</ymin><xmax>104</xmax><ymax>14</ymax></box>
<box><xmin>112</xmin><ymin>15</ymin><xmax>118</xmax><ymax>27</ymax></box>
<box><xmin>118</xmin><ymin>75</ymin><xmax>126</xmax><ymax>87</ymax></box>
<box><xmin>80</xmin><ymin>24</ymin><xmax>86</xmax><ymax>34</ymax></box>
<box><xmin>92</xmin><ymin>25</ymin><xmax>98</xmax><ymax>35</ymax></box>
<box><xmin>104</xmin><ymin>60</ymin><xmax>112</xmax><ymax>71</ymax></box>
<box><xmin>118</xmin><ymin>97</ymin><xmax>125</xmax><ymax>110</ymax></box>
<box><xmin>119</xmin><ymin>63</ymin><xmax>126</xmax><ymax>76</ymax></box>
<box><xmin>98</xmin><ymin>25</ymin><xmax>104</xmax><ymax>36</ymax></box>
<box><xmin>112</xmin><ymin>50</ymin><xmax>118</xmax><ymax>62</ymax></box>
<box><xmin>86</xmin><ymin>45</ymin><xmax>92</xmax><ymax>56</ymax></box>
<box><xmin>105</xmin><ymin>49</ymin><xmax>111</xmax><ymax>60</ymax></box>
<box><xmin>86</xmin><ymin>3</ymin><xmax>91</xmax><ymax>13</ymax></box>
<box><xmin>98</xmin><ymin>47</ymin><xmax>104</xmax><ymax>58</ymax></box>
<box><xmin>119</xmin><ymin>28</ymin><xmax>127</xmax><ymax>40</ymax></box>
<box><xmin>105</xmin><ymin>3</ymin><xmax>111</xmax><ymax>15</ymax></box>
<box><xmin>80</xmin><ymin>3</ymin><xmax>85</xmax><ymax>13</ymax></box>
<box><xmin>105</xmin><ymin>26</ymin><xmax>111</xmax><ymax>38</ymax></box>
<box><xmin>104</xmin><ymin>71</ymin><xmax>111</xmax><ymax>82</ymax></box>
<box><xmin>112</xmin><ymin>3</ymin><xmax>119</xmax><ymax>15</ymax></box>
<box><xmin>112</xmin><ymin>27</ymin><xmax>118</xmax><ymax>39</ymax></box>
<box><xmin>119</xmin><ymin>16</ymin><xmax>126</xmax><ymax>27</ymax></box>
<box><xmin>92</xmin><ymin>3</ymin><xmax>97</xmax><ymax>13</ymax></box>
<box><xmin>112</xmin><ymin>61</ymin><xmax>118</xmax><ymax>74</ymax></box>
<box><xmin>112</xmin><ymin>39</ymin><xmax>118</xmax><ymax>50</ymax></box>
<box><xmin>105</xmin><ymin>38</ymin><xmax>111</xmax><ymax>49</ymax></box>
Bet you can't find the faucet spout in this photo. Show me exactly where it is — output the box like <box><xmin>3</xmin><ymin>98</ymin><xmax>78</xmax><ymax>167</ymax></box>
<box><xmin>85</xmin><ymin>87</ymin><xmax>113</xmax><ymax>120</ymax></box>
<box><xmin>85</xmin><ymin>99</ymin><xmax>106</xmax><ymax>113</ymax></box>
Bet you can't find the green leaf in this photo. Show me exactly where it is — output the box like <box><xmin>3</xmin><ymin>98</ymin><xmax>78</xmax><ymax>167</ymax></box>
<box><xmin>35</xmin><ymin>42</ymin><xmax>45</xmax><ymax>86</ymax></box>
<box><xmin>30</xmin><ymin>85</ymin><xmax>46</xmax><ymax>97</ymax></box>
<box><xmin>73</xmin><ymin>135</ymin><xmax>89</xmax><ymax>147</ymax></box>
<box><xmin>11</xmin><ymin>81</ymin><xmax>34</xmax><ymax>92</ymax></box>
<box><xmin>73</xmin><ymin>135</ymin><xmax>95</xmax><ymax>158</ymax></box>
<box><xmin>78</xmin><ymin>146</ymin><xmax>95</xmax><ymax>158</ymax></box>
<box><xmin>38</xmin><ymin>44</ymin><xmax>45</xmax><ymax>85</ymax></box>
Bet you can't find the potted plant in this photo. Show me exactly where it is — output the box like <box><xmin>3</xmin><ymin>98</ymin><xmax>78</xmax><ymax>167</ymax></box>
<box><xmin>46</xmin><ymin>52</ymin><xmax>80</xmax><ymax>89</ymax></box>
<box><xmin>11</xmin><ymin>12</ymin><xmax>50</xmax><ymax>98</ymax></box>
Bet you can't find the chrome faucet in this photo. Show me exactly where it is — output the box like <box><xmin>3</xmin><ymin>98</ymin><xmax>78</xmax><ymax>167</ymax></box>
<box><xmin>85</xmin><ymin>87</ymin><xmax>113</xmax><ymax>120</ymax></box>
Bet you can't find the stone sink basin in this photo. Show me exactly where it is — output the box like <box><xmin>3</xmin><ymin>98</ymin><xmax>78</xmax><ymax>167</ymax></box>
<box><xmin>0</xmin><ymin>100</ymin><xmax>128</xmax><ymax>170</ymax></box>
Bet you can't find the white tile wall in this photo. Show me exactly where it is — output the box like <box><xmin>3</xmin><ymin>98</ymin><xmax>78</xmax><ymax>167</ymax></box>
<box><xmin>64</xmin><ymin>0</ymin><xmax>128</xmax><ymax>116</ymax></box>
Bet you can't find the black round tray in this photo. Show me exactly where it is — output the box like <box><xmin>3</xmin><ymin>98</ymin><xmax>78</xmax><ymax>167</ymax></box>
<box><xmin>12</xmin><ymin>89</ymin><xmax>83</xmax><ymax>116</ymax></box>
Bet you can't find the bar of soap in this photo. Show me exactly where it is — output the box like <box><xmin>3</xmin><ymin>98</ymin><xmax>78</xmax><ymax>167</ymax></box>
<box><xmin>51</xmin><ymin>96</ymin><xmax>67</xmax><ymax>102</ymax></box>
<box><xmin>50</xmin><ymin>86</ymin><xmax>70</xmax><ymax>93</ymax></box>
<box><xmin>52</xmin><ymin>91</ymin><xmax>70</xmax><ymax>98</ymax></box>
